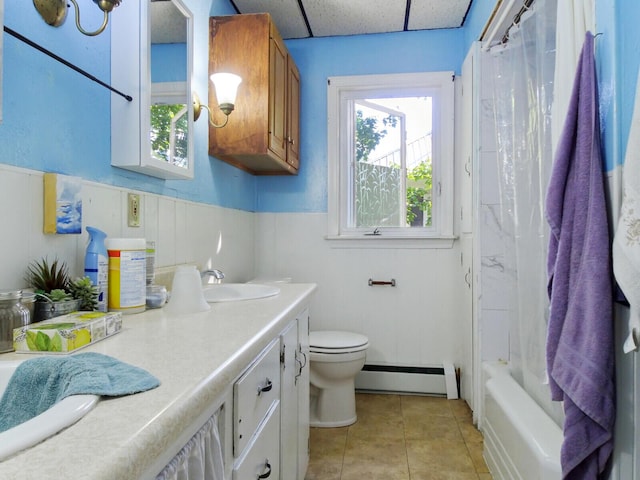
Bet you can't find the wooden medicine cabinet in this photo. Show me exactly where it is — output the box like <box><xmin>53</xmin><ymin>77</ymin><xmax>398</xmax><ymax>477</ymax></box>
<box><xmin>208</xmin><ymin>14</ymin><xmax>300</xmax><ymax>175</ymax></box>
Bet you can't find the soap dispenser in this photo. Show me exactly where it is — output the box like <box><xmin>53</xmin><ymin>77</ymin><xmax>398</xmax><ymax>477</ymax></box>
<box><xmin>85</xmin><ymin>226</ymin><xmax>108</xmax><ymax>312</ymax></box>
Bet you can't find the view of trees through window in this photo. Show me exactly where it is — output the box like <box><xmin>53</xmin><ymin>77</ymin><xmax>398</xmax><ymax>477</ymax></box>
<box><xmin>354</xmin><ymin>96</ymin><xmax>433</xmax><ymax>228</ymax></box>
<box><xmin>150</xmin><ymin>103</ymin><xmax>189</xmax><ymax>168</ymax></box>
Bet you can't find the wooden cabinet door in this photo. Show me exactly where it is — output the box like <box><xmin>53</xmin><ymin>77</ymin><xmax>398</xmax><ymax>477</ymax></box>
<box><xmin>268</xmin><ymin>32</ymin><xmax>288</xmax><ymax>162</ymax></box>
<box><xmin>287</xmin><ymin>59</ymin><xmax>301</xmax><ymax>170</ymax></box>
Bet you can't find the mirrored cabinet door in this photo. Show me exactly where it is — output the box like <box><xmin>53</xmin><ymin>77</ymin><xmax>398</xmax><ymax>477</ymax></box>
<box><xmin>111</xmin><ymin>0</ymin><xmax>194</xmax><ymax>180</ymax></box>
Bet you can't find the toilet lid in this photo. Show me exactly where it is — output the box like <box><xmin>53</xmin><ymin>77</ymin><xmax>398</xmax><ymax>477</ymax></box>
<box><xmin>309</xmin><ymin>331</ymin><xmax>369</xmax><ymax>351</ymax></box>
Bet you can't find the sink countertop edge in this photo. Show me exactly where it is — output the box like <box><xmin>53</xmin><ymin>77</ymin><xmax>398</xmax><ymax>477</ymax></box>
<box><xmin>0</xmin><ymin>283</ymin><xmax>317</xmax><ymax>480</ymax></box>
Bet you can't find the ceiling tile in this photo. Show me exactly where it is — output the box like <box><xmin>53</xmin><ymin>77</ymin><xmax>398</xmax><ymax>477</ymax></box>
<box><xmin>408</xmin><ymin>0</ymin><xmax>470</xmax><ymax>30</ymax></box>
<box><xmin>232</xmin><ymin>0</ymin><xmax>475</xmax><ymax>39</ymax></box>
<box><xmin>232</xmin><ymin>0</ymin><xmax>310</xmax><ymax>39</ymax></box>
<box><xmin>302</xmin><ymin>0</ymin><xmax>407</xmax><ymax>37</ymax></box>
<box><xmin>150</xmin><ymin>2</ymin><xmax>187</xmax><ymax>44</ymax></box>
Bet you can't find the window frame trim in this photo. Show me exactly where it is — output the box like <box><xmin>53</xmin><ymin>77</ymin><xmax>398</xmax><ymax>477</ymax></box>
<box><xmin>327</xmin><ymin>71</ymin><xmax>456</xmax><ymax>243</ymax></box>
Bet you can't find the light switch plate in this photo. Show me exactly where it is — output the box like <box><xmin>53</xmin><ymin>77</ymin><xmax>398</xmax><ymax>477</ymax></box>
<box><xmin>128</xmin><ymin>193</ymin><xmax>141</xmax><ymax>227</ymax></box>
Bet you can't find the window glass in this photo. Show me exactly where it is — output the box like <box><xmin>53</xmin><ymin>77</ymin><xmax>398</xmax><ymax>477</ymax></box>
<box><xmin>328</xmin><ymin>72</ymin><xmax>454</xmax><ymax>241</ymax></box>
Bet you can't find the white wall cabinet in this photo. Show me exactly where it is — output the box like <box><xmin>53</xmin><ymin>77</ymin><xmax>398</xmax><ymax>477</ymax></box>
<box><xmin>279</xmin><ymin>309</ymin><xmax>310</xmax><ymax>480</ymax></box>
<box><xmin>158</xmin><ymin>308</ymin><xmax>311</xmax><ymax>480</ymax></box>
<box><xmin>296</xmin><ymin>310</ymin><xmax>310</xmax><ymax>478</ymax></box>
<box><xmin>111</xmin><ymin>0</ymin><xmax>195</xmax><ymax>180</ymax></box>
<box><xmin>233</xmin><ymin>339</ymin><xmax>281</xmax><ymax>457</ymax></box>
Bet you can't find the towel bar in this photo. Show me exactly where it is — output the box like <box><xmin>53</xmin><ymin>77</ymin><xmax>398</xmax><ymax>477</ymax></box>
<box><xmin>368</xmin><ymin>279</ymin><xmax>396</xmax><ymax>287</ymax></box>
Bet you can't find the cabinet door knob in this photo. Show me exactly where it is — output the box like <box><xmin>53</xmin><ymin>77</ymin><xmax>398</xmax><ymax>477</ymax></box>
<box><xmin>257</xmin><ymin>378</ymin><xmax>273</xmax><ymax>396</ymax></box>
<box><xmin>295</xmin><ymin>348</ymin><xmax>307</xmax><ymax>385</ymax></box>
<box><xmin>257</xmin><ymin>460</ymin><xmax>272</xmax><ymax>478</ymax></box>
<box><xmin>287</xmin><ymin>136</ymin><xmax>295</xmax><ymax>145</ymax></box>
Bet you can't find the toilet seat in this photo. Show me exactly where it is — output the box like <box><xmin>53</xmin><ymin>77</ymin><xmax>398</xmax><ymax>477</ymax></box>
<box><xmin>310</xmin><ymin>330</ymin><xmax>369</xmax><ymax>354</ymax></box>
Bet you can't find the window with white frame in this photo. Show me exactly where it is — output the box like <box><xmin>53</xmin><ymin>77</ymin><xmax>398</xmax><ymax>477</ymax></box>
<box><xmin>327</xmin><ymin>72</ymin><xmax>455</xmax><ymax>244</ymax></box>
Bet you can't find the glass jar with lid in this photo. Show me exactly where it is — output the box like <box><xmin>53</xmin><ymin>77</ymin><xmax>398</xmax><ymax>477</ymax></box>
<box><xmin>0</xmin><ymin>290</ymin><xmax>31</xmax><ymax>353</ymax></box>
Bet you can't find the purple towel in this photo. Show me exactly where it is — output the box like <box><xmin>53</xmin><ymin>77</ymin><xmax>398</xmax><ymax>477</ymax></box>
<box><xmin>545</xmin><ymin>32</ymin><xmax>615</xmax><ymax>479</ymax></box>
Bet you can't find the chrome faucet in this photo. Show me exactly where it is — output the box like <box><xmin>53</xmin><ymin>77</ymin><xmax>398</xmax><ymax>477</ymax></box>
<box><xmin>201</xmin><ymin>269</ymin><xmax>225</xmax><ymax>285</ymax></box>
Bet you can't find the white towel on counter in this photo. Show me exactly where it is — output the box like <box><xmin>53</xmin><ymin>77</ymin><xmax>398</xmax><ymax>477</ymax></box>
<box><xmin>613</xmin><ymin>66</ymin><xmax>640</xmax><ymax>353</ymax></box>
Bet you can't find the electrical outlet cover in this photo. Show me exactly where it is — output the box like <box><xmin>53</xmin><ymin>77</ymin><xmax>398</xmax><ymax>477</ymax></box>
<box><xmin>128</xmin><ymin>193</ymin><xmax>140</xmax><ymax>227</ymax></box>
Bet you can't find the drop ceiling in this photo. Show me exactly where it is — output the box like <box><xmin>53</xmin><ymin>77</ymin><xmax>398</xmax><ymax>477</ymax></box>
<box><xmin>229</xmin><ymin>0</ymin><xmax>475</xmax><ymax>39</ymax></box>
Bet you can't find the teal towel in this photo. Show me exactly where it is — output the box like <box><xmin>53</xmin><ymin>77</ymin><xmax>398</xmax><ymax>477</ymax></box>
<box><xmin>0</xmin><ymin>352</ymin><xmax>160</xmax><ymax>433</ymax></box>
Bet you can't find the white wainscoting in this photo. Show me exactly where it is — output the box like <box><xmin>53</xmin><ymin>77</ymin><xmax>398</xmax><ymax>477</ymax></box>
<box><xmin>254</xmin><ymin>212</ymin><xmax>470</xmax><ymax>391</ymax></box>
<box><xmin>0</xmin><ymin>164</ymin><xmax>255</xmax><ymax>290</ymax></box>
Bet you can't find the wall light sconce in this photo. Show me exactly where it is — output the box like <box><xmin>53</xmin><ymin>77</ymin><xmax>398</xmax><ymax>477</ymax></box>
<box><xmin>193</xmin><ymin>73</ymin><xmax>242</xmax><ymax>129</ymax></box>
<box><xmin>33</xmin><ymin>0</ymin><xmax>122</xmax><ymax>37</ymax></box>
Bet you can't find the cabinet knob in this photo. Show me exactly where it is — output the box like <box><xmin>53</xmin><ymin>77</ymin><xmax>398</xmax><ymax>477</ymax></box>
<box><xmin>257</xmin><ymin>460</ymin><xmax>272</xmax><ymax>479</ymax></box>
<box><xmin>257</xmin><ymin>378</ymin><xmax>273</xmax><ymax>396</ymax></box>
<box><xmin>295</xmin><ymin>349</ymin><xmax>307</xmax><ymax>385</ymax></box>
<box><xmin>287</xmin><ymin>136</ymin><xmax>295</xmax><ymax>145</ymax></box>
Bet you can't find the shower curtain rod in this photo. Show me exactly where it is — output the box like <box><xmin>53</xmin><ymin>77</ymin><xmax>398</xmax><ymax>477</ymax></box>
<box><xmin>3</xmin><ymin>26</ymin><xmax>133</xmax><ymax>102</ymax></box>
<box><xmin>501</xmin><ymin>0</ymin><xmax>535</xmax><ymax>44</ymax></box>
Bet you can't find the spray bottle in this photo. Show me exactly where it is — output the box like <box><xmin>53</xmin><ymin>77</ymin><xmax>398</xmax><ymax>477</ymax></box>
<box><xmin>85</xmin><ymin>226</ymin><xmax>108</xmax><ymax>312</ymax></box>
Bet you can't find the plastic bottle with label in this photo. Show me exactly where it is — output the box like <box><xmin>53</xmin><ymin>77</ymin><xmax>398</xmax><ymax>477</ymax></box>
<box><xmin>105</xmin><ymin>238</ymin><xmax>146</xmax><ymax>314</ymax></box>
<box><xmin>85</xmin><ymin>226</ymin><xmax>109</xmax><ymax>312</ymax></box>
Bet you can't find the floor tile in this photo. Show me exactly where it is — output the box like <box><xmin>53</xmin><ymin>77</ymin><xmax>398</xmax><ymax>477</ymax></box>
<box><xmin>344</xmin><ymin>434</ymin><xmax>407</xmax><ymax>465</ymax></box>
<box><xmin>404</xmin><ymin>414</ymin><xmax>466</xmax><ymax>443</ymax></box>
<box><xmin>309</xmin><ymin>426</ymin><xmax>348</xmax><ymax>463</ymax></box>
<box><xmin>306</xmin><ymin>392</ymin><xmax>492</xmax><ymax>480</ymax></box>
<box><xmin>408</xmin><ymin>471</ymin><xmax>482</xmax><ymax>480</ymax></box>
<box><xmin>406</xmin><ymin>438</ymin><xmax>477</xmax><ymax>473</ymax></box>
<box><xmin>305</xmin><ymin>461</ymin><xmax>342</xmax><ymax>480</ymax></box>
<box><xmin>449</xmin><ymin>399</ymin><xmax>474</xmax><ymax>420</ymax></box>
<box><xmin>402</xmin><ymin>395</ymin><xmax>454</xmax><ymax>418</ymax></box>
<box><xmin>466</xmin><ymin>441</ymin><xmax>489</xmax><ymax>473</ymax></box>
<box><xmin>458</xmin><ymin>420</ymin><xmax>484</xmax><ymax>444</ymax></box>
<box><xmin>340</xmin><ymin>461</ymin><xmax>410</xmax><ymax>479</ymax></box>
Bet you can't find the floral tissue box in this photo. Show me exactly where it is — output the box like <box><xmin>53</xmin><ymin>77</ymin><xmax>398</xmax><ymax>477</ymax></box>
<box><xmin>13</xmin><ymin>311</ymin><xmax>123</xmax><ymax>354</ymax></box>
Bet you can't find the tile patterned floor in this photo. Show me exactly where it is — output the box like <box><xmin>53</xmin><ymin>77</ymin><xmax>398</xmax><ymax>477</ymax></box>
<box><xmin>306</xmin><ymin>393</ymin><xmax>492</xmax><ymax>480</ymax></box>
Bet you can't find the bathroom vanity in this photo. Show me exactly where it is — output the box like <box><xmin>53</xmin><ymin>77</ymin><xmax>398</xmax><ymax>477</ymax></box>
<box><xmin>0</xmin><ymin>283</ymin><xmax>316</xmax><ymax>480</ymax></box>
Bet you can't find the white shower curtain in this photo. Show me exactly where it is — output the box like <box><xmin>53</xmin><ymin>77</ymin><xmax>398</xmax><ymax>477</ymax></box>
<box><xmin>489</xmin><ymin>0</ymin><xmax>564</xmax><ymax>424</ymax></box>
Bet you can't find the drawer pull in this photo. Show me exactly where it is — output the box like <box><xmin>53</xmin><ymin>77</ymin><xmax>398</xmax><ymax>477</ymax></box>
<box><xmin>257</xmin><ymin>378</ymin><xmax>273</xmax><ymax>396</ymax></box>
<box><xmin>257</xmin><ymin>460</ymin><xmax>272</xmax><ymax>479</ymax></box>
<box><xmin>295</xmin><ymin>350</ymin><xmax>307</xmax><ymax>385</ymax></box>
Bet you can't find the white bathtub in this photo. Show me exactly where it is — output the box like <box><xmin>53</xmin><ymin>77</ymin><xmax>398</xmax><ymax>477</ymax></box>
<box><xmin>481</xmin><ymin>362</ymin><xmax>563</xmax><ymax>480</ymax></box>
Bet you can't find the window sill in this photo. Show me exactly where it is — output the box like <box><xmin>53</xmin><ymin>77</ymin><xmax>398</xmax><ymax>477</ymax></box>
<box><xmin>324</xmin><ymin>235</ymin><xmax>457</xmax><ymax>249</ymax></box>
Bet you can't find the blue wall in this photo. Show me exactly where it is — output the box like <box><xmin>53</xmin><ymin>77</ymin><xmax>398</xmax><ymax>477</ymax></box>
<box><xmin>611</xmin><ymin>0</ymin><xmax>640</xmax><ymax>166</ymax></box>
<box><xmin>0</xmin><ymin>0</ymin><xmax>256</xmax><ymax>211</ymax></box>
<box><xmin>151</xmin><ymin>44</ymin><xmax>187</xmax><ymax>82</ymax></box>
<box><xmin>260</xmin><ymin>29</ymin><xmax>466</xmax><ymax>213</ymax></box>
<box><xmin>0</xmin><ymin>1</ymin><xmax>469</xmax><ymax>216</ymax></box>
<box><xmin>2</xmin><ymin>1</ymin><xmax>634</xmax><ymax>212</ymax></box>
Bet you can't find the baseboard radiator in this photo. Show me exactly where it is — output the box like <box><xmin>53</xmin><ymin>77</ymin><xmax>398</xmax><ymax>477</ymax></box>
<box><xmin>355</xmin><ymin>362</ymin><xmax>459</xmax><ymax>399</ymax></box>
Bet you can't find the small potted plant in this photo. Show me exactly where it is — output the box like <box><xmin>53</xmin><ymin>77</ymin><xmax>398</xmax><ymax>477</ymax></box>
<box><xmin>25</xmin><ymin>257</ymin><xmax>97</xmax><ymax>322</ymax></box>
<box><xmin>68</xmin><ymin>276</ymin><xmax>98</xmax><ymax>311</ymax></box>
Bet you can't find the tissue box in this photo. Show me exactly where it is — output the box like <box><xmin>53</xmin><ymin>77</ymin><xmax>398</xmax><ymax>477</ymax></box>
<box><xmin>13</xmin><ymin>311</ymin><xmax>123</xmax><ymax>354</ymax></box>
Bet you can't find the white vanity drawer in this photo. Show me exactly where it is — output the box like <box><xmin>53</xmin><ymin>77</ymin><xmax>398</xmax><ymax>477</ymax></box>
<box><xmin>233</xmin><ymin>401</ymin><xmax>280</xmax><ymax>480</ymax></box>
<box><xmin>234</xmin><ymin>338</ymin><xmax>281</xmax><ymax>455</ymax></box>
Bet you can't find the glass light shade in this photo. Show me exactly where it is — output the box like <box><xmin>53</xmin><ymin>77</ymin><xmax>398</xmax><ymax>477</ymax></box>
<box><xmin>210</xmin><ymin>73</ymin><xmax>242</xmax><ymax>106</ymax></box>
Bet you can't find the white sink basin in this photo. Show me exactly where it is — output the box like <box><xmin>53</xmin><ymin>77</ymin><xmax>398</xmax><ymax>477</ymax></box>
<box><xmin>0</xmin><ymin>360</ymin><xmax>99</xmax><ymax>461</ymax></box>
<box><xmin>202</xmin><ymin>283</ymin><xmax>280</xmax><ymax>302</ymax></box>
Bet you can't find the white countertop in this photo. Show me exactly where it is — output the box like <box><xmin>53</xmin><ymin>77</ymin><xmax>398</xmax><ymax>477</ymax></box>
<box><xmin>0</xmin><ymin>283</ymin><xmax>316</xmax><ymax>480</ymax></box>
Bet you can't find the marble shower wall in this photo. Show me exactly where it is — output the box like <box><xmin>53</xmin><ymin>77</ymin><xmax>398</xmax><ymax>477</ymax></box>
<box><xmin>477</xmin><ymin>51</ymin><xmax>512</xmax><ymax>363</ymax></box>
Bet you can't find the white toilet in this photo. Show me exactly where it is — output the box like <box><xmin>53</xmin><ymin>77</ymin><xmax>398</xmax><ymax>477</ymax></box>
<box><xmin>309</xmin><ymin>330</ymin><xmax>369</xmax><ymax>427</ymax></box>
